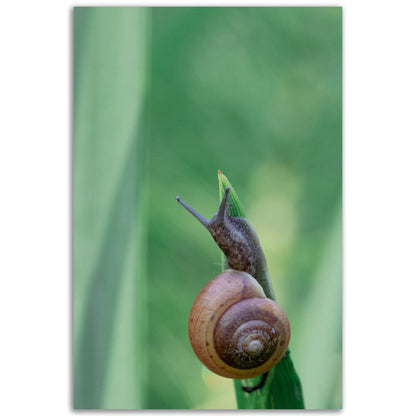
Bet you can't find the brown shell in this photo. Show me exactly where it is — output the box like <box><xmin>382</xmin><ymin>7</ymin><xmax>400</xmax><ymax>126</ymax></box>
<box><xmin>188</xmin><ymin>270</ymin><xmax>290</xmax><ymax>379</ymax></box>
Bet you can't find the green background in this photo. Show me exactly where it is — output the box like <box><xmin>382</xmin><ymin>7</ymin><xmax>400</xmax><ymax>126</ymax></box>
<box><xmin>74</xmin><ymin>6</ymin><xmax>342</xmax><ymax>409</ymax></box>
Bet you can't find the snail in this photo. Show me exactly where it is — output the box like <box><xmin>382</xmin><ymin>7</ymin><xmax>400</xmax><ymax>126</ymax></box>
<box><xmin>176</xmin><ymin>187</ymin><xmax>290</xmax><ymax>383</ymax></box>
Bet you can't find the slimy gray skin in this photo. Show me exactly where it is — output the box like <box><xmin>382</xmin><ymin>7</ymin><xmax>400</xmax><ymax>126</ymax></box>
<box><xmin>176</xmin><ymin>187</ymin><xmax>276</xmax><ymax>301</ymax></box>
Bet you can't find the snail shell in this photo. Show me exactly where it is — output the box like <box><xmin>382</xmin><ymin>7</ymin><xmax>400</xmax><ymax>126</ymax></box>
<box><xmin>188</xmin><ymin>269</ymin><xmax>290</xmax><ymax>379</ymax></box>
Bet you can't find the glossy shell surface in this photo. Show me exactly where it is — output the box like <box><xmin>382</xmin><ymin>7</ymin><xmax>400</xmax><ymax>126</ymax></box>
<box><xmin>188</xmin><ymin>270</ymin><xmax>290</xmax><ymax>379</ymax></box>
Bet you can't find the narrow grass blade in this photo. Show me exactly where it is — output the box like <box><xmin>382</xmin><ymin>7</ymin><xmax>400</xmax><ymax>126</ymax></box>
<box><xmin>218</xmin><ymin>170</ymin><xmax>246</xmax><ymax>218</ymax></box>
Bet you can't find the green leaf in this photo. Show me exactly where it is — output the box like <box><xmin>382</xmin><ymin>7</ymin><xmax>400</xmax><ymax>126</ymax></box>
<box><xmin>73</xmin><ymin>7</ymin><xmax>150</xmax><ymax>409</ymax></box>
<box><xmin>218</xmin><ymin>170</ymin><xmax>246</xmax><ymax>217</ymax></box>
<box><xmin>218</xmin><ymin>171</ymin><xmax>305</xmax><ymax>409</ymax></box>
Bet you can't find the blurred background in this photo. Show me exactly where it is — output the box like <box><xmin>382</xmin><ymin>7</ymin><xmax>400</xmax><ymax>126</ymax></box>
<box><xmin>74</xmin><ymin>7</ymin><xmax>342</xmax><ymax>409</ymax></box>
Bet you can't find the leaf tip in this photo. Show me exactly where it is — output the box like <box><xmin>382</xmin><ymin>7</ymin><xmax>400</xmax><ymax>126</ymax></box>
<box><xmin>218</xmin><ymin>169</ymin><xmax>228</xmax><ymax>188</ymax></box>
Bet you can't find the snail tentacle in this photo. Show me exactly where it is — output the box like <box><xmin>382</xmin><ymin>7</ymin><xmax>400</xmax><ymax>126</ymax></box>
<box><xmin>177</xmin><ymin>185</ymin><xmax>290</xmax><ymax>388</ymax></box>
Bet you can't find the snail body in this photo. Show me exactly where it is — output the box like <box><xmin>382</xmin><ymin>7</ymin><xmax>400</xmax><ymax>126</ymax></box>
<box><xmin>177</xmin><ymin>186</ymin><xmax>290</xmax><ymax>380</ymax></box>
<box><xmin>188</xmin><ymin>269</ymin><xmax>290</xmax><ymax>379</ymax></box>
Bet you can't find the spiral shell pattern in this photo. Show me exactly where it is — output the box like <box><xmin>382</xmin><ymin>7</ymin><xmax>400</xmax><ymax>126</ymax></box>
<box><xmin>188</xmin><ymin>270</ymin><xmax>290</xmax><ymax>379</ymax></box>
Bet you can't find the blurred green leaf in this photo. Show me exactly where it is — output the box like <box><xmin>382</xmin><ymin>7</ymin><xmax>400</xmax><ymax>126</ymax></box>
<box><xmin>73</xmin><ymin>7</ymin><xmax>150</xmax><ymax>409</ymax></box>
<box><xmin>291</xmin><ymin>205</ymin><xmax>342</xmax><ymax>408</ymax></box>
<box><xmin>74</xmin><ymin>6</ymin><xmax>342</xmax><ymax>410</ymax></box>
